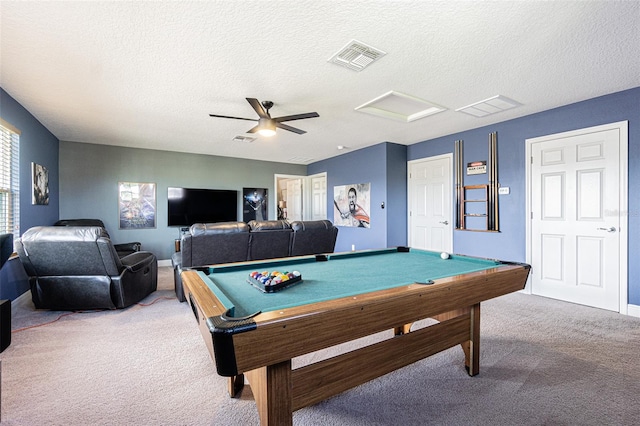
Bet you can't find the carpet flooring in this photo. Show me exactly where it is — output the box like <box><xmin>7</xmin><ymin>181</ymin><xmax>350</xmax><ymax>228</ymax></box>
<box><xmin>1</xmin><ymin>267</ymin><xmax>639</xmax><ymax>425</ymax></box>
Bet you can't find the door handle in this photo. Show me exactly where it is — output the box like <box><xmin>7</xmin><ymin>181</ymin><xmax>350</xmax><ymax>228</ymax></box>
<box><xmin>439</xmin><ymin>220</ymin><xmax>449</xmax><ymax>225</ymax></box>
<box><xmin>597</xmin><ymin>227</ymin><xmax>616</xmax><ymax>233</ymax></box>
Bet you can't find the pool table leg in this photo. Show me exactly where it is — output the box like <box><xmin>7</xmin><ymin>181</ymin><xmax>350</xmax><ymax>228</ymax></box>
<box><xmin>245</xmin><ymin>360</ymin><xmax>293</xmax><ymax>426</ymax></box>
<box><xmin>393</xmin><ymin>323</ymin><xmax>412</xmax><ymax>335</ymax></box>
<box><xmin>462</xmin><ymin>303</ymin><xmax>481</xmax><ymax>376</ymax></box>
<box><xmin>227</xmin><ymin>374</ymin><xmax>245</xmax><ymax>398</ymax></box>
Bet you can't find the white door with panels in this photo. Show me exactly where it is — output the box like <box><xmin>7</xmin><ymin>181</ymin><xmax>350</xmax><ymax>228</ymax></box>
<box><xmin>528</xmin><ymin>122</ymin><xmax>628</xmax><ymax>312</ymax></box>
<box><xmin>408</xmin><ymin>155</ymin><xmax>453</xmax><ymax>253</ymax></box>
<box><xmin>310</xmin><ymin>175</ymin><xmax>327</xmax><ymax>220</ymax></box>
<box><xmin>286</xmin><ymin>178</ymin><xmax>303</xmax><ymax>221</ymax></box>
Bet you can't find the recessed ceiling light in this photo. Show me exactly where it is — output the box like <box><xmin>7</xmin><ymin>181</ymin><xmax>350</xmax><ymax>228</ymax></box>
<box><xmin>455</xmin><ymin>95</ymin><xmax>521</xmax><ymax>117</ymax></box>
<box><xmin>355</xmin><ymin>91</ymin><xmax>446</xmax><ymax>122</ymax></box>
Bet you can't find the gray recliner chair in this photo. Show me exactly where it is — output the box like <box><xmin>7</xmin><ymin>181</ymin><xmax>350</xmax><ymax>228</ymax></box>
<box><xmin>16</xmin><ymin>226</ymin><xmax>157</xmax><ymax>310</ymax></box>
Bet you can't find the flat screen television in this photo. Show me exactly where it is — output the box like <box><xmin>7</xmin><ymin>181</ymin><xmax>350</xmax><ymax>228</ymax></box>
<box><xmin>168</xmin><ymin>187</ymin><xmax>238</xmax><ymax>227</ymax></box>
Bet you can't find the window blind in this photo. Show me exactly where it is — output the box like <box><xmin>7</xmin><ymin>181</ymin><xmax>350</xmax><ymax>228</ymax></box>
<box><xmin>0</xmin><ymin>118</ymin><xmax>20</xmax><ymax>240</ymax></box>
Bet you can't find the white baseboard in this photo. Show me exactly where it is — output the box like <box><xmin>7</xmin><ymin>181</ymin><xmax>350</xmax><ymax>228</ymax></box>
<box><xmin>158</xmin><ymin>259</ymin><xmax>172</xmax><ymax>268</ymax></box>
<box><xmin>11</xmin><ymin>290</ymin><xmax>32</xmax><ymax>318</ymax></box>
<box><xmin>627</xmin><ymin>304</ymin><xmax>640</xmax><ymax>318</ymax></box>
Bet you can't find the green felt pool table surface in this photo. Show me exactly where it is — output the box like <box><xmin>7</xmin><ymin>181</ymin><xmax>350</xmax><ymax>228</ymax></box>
<box><xmin>198</xmin><ymin>248</ymin><xmax>502</xmax><ymax>317</ymax></box>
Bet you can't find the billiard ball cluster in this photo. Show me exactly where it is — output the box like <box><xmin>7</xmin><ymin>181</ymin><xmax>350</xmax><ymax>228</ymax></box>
<box><xmin>249</xmin><ymin>270</ymin><xmax>301</xmax><ymax>288</ymax></box>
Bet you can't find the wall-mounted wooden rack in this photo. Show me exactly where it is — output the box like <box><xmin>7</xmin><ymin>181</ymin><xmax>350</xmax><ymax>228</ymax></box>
<box><xmin>455</xmin><ymin>133</ymin><xmax>499</xmax><ymax>232</ymax></box>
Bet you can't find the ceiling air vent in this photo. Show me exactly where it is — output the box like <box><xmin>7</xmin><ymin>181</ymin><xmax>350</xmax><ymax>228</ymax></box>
<box><xmin>287</xmin><ymin>156</ymin><xmax>315</xmax><ymax>164</ymax></box>
<box><xmin>456</xmin><ymin>95</ymin><xmax>521</xmax><ymax>117</ymax></box>
<box><xmin>328</xmin><ymin>40</ymin><xmax>386</xmax><ymax>72</ymax></box>
<box><xmin>232</xmin><ymin>135</ymin><xmax>256</xmax><ymax>143</ymax></box>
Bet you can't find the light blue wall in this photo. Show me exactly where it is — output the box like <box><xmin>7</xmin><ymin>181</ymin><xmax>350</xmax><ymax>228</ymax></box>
<box><xmin>59</xmin><ymin>141</ymin><xmax>307</xmax><ymax>260</ymax></box>
<box><xmin>406</xmin><ymin>87</ymin><xmax>640</xmax><ymax>305</ymax></box>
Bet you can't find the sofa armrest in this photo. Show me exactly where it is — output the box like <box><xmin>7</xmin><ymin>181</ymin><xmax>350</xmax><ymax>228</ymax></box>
<box><xmin>171</xmin><ymin>251</ymin><xmax>182</xmax><ymax>268</ymax></box>
<box><xmin>114</xmin><ymin>242</ymin><xmax>141</xmax><ymax>252</ymax></box>
<box><xmin>120</xmin><ymin>251</ymin><xmax>156</xmax><ymax>273</ymax></box>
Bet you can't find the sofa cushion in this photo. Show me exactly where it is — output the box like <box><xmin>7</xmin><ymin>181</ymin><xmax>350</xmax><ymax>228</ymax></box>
<box><xmin>247</xmin><ymin>220</ymin><xmax>292</xmax><ymax>261</ymax></box>
<box><xmin>190</xmin><ymin>221</ymin><xmax>250</xmax><ymax>236</ymax></box>
<box><xmin>290</xmin><ymin>220</ymin><xmax>338</xmax><ymax>256</ymax></box>
<box><xmin>247</xmin><ymin>220</ymin><xmax>291</xmax><ymax>231</ymax></box>
<box><xmin>182</xmin><ymin>222</ymin><xmax>251</xmax><ymax>266</ymax></box>
<box><xmin>18</xmin><ymin>226</ymin><xmax>122</xmax><ymax>277</ymax></box>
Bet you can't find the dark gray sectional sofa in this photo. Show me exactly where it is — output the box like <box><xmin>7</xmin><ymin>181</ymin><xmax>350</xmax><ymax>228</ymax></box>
<box><xmin>172</xmin><ymin>219</ymin><xmax>338</xmax><ymax>302</ymax></box>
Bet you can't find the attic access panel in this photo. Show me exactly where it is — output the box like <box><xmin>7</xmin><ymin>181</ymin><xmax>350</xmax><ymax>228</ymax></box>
<box><xmin>355</xmin><ymin>91</ymin><xmax>446</xmax><ymax>122</ymax></box>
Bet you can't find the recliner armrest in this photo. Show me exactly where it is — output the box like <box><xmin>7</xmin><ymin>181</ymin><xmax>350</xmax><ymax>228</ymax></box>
<box><xmin>114</xmin><ymin>242</ymin><xmax>141</xmax><ymax>252</ymax></box>
<box><xmin>120</xmin><ymin>251</ymin><xmax>156</xmax><ymax>273</ymax></box>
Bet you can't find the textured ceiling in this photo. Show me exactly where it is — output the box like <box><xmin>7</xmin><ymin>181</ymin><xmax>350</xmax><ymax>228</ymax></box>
<box><xmin>1</xmin><ymin>1</ymin><xmax>639</xmax><ymax>164</ymax></box>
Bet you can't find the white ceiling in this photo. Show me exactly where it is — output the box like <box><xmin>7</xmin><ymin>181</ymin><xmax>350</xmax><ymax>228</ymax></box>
<box><xmin>1</xmin><ymin>1</ymin><xmax>639</xmax><ymax>165</ymax></box>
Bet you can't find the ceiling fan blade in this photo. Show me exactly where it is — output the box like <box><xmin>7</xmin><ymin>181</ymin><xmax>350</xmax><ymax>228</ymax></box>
<box><xmin>246</xmin><ymin>124</ymin><xmax>261</xmax><ymax>134</ymax></box>
<box><xmin>275</xmin><ymin>122</ymin><xmax>306</xmax><ymax>135</ymax></box>
<box><xmin>209</xmin><ymin>114</ymin><xmax>258</xmax><ymax>122</ymax></box>
<box><xmin>274</xmin><ymin>112</ymin><xmax>319</xmax><ymax>123</ymax></box>
<box><xmin>246</xmin><ymin>98</ymin><xmax>270</xmax><ymax>118</ymax></box>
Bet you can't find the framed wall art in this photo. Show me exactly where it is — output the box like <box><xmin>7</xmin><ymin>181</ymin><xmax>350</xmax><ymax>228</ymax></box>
<box><xmin>333</xmin><ymin>182</ymin><xmax>371</xmax><ymax>228</ymax></box>
<box><xmin>31</xmin><ymin>162</ymin><xmax>49</xmax><ymax>205</ymax></box>
<box><xmin>118</xmin><ymin>182</ymin><xmax>156</xmax><ymax>229</ymax></box>
<box><xmin>243</xmin><ymin>188</ymin><xmax>268</xmax><ymax>222</ymax></box>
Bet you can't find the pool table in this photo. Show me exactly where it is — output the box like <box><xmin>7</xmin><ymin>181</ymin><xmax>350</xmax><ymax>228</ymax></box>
<box><xmin>182</xmin><ymin>247</ymin><xmax>530</xmax><ymax>426</ymax></box>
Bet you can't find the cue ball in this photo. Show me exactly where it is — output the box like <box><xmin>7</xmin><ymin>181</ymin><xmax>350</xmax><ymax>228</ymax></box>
<box><xmin>440</xmin><ymin>252</ymin><xmax>450</xmax><ymax>259</ymax></box>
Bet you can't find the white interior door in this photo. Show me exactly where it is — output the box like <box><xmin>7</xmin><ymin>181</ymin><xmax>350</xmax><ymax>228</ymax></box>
<box><xmin>310</xmin><ymin>174</ymin><xmax>327</xmax><ymax>220</ymax></box>
<box><xmin>286</xmin><ymin>179</ymin><xmax>303</xmax><ymax>221</ymax></box>
<box><xmin>408</xmin><ymin>155</ymin><xmax>453</xmax><ymax>253</ymax></box>
<box><xmin>529</xmin><ymin>122</ymin><xmax>627</xmax><ymax>312</ymax></box>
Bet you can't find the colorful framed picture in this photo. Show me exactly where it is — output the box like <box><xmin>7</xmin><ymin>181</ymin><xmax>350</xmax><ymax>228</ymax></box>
<box><xmin>333</xmin><ymin>183</ymin><xmax>371</xmax><ymax>228</ymax></box>
<box><xmin>243</xmin><ymin>188</ymin><xmax>268</xmax><ymax>222</ymax></box>
<box><xmin>118</xmin><ymin>182</ymin><xmax>156</xmax><ymax>229</ymax></box>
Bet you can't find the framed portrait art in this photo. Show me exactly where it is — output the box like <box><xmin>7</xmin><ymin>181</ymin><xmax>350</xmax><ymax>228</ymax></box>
<box><xmin>243</xmin><ymin>188</ymin><xmax>268</xmax><ymax>222</ymax></box>
<box><xmin>118</xmin><ymin>182</ymin><xmax>156</xmax><ymax>229</ymax></box>
<box><xmin>31</xmin><ymin>162</ymin><xmax>49</xmax><ymax>205</ymax></box>
<box><xmin>333</xmin><ymin>183</ymin><xmax>371</xmax><ymax>228</ymax></box>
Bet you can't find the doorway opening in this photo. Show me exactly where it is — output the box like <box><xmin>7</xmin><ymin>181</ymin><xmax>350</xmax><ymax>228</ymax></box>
<box><xmin>274</xmin><ymin>172</ymin><xmax>327</xmax><ymax>222</ymax></box>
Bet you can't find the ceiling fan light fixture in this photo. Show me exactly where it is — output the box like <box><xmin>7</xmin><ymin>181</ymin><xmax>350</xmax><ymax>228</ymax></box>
<box><xmin>257</xmin><ymin>118</ymin><xmax>276</xmax><ymax>137</ymax></box>
<box><xmin>210</xmin><ymin>98</ymin><xmax>318</xmax><ymax>136</ymax></box>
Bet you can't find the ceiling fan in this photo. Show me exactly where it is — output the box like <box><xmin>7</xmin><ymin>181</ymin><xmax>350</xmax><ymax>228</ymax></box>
<box><xmin>209</xmin><ymin>98</ymin><xmax>319</xmax><ymax>137</ymax></box>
